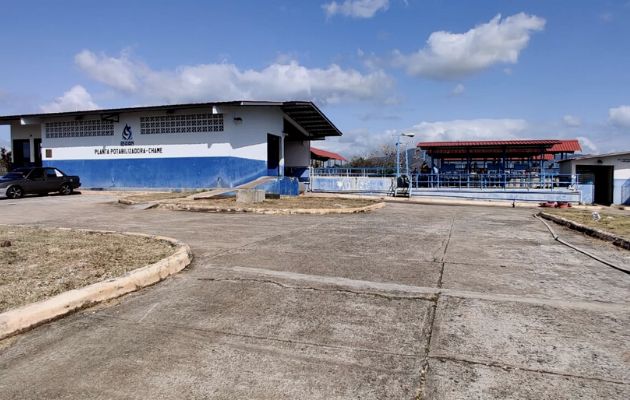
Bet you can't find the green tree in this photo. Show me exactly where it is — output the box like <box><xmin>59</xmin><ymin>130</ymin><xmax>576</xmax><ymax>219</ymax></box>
<box><xmin>0</xmin><ymin>147</ymin><xmax>11</xmax><ymax>172</ymax></box>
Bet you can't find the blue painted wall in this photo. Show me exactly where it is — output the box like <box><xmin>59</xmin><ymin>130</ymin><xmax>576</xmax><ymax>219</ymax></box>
<box><xmin>576</xmin><ymin>184</ymin><xmax>594</xmax><ymax>204</ymax></box>
<box><xmin>255</xmin><ymin>177</ymin><xmax>300</xmax><ymax>196</ymax></box>
<box><xmin>615</xmin><ymin>178</ymin><xmax>630</xmax><ymax>205</ymax></box>
<box><xmin>45</xmin><ymin>156</ymin><xmax>267</xmax><ymax>190</ymax></box>
<box><xmin>285</xmin><ymin>167</ymin><xmax>309</xmax><ymax>182</ymax></box>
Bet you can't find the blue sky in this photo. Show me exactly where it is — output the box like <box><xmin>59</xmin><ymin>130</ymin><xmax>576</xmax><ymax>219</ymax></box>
<box><xmin>1</xmin><ymin>0</ymin><xmax>629</xmax><ymax>156</ymax></box>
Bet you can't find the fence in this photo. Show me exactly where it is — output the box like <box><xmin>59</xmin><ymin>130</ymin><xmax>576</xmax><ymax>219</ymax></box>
<box><xmin>311</xmin><ymin>168</ymin><xmax>580</xmax><ymax>191</ymax></box>
<box><xmin>410</xmin><ymin>173</ymin><xmax>579</xmax><ymax>190</ymax></box>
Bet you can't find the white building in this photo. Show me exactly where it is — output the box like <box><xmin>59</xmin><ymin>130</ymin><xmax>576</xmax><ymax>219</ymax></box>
<box><xmin>559</xmin><ymin>151</ymin><xmax>630</xmax><ymax>205</ymax></box>
<box><xmin>0</xmin><ymin>101</ymin><xmax>341</xmax><ymax>193</ymax></box>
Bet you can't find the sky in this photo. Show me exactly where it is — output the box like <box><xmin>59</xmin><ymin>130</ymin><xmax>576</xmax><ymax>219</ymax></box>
<box><xmin>1</xmin><ymin>0</ymin><xmax>629</xmax><ymax>157</ymax></box>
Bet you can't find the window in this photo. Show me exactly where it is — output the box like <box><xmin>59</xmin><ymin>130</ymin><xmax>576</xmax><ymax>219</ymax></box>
<box><xmin>140</xmin><ymin>113</ymin><xmax>223</xmax><ymax>134</ymax></box>
<box><xmin>45</xmin><ymin>168</ymin><xmax>57</xmax><ymax>178</ymax></box>
<box><xmin>28</xmin><ymin>168</ymin><xmax>45</xmax><ymax>180</ymax></box>
<box><xmin>45</xmin><ymin>120</ymin><xmax>114</xmax><ymax>138</ymax></box>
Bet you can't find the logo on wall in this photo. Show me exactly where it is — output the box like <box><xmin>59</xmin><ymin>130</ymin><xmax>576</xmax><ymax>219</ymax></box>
<box><xmin>121</xmin><ymin>124</ymin><xmax>135</xmax><ymax>146</ymax></box>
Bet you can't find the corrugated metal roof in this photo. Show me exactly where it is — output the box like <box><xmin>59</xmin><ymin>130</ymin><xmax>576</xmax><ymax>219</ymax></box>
<box><xmin>310</xmin><ymin>147</ymin><xmax>347</xmax><ymax>161</ymax></box>
<box><xmin>417</xmin><ymin>139</ymin><xmax>562</xmax><ymax>148</ymax></box>
<box><xmin>557</xmin><ymin>150</ymin><xmax>630</xmax><ymax>162</ymax></box>
<box><xmin>548</xmin><ymin>140</ymin><xmax>582</xmax><ymax>153</ymax></box>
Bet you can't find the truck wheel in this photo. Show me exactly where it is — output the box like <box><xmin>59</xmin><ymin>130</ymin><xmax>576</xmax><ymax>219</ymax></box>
<box><xmin>59</xmin><ymin>183</ymin><xmax>73</xmax><ymax>195</ymax></box>
<box><xmin>6</xmin><ymin>186</ymin><xmax>24</xmax><ymax>199</ymax></box>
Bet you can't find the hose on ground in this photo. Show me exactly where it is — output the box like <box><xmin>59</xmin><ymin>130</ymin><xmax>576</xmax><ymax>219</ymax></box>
<box><xmin>534</xmin><ymin>214</ymin><xmax>630</xmax><ymax>275</ymax></box>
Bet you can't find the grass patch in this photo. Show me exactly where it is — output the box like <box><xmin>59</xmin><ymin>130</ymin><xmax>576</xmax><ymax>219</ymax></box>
<box><xmin>0</xmin><ymin>226</ymin><xmax>175</xmax><ymax>313</ymax></box>
<box><xmin>545</xmin><ymin>209</ymin><xmax>630</xmax><ymax>239</ymax></box>
<box><xmin>171</xmin><ymin>196</ymin><xmax>378</xmax><ymax>210</ymax></box>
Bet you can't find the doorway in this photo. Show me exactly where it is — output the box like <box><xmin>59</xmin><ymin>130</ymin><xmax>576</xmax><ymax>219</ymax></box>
<box><xmin>577</xmin><ymin>165</ymin><xmax>614</xmax><ymax>205</ymax></box>
<box><xmin>267</xmin><ymin>134</ymin><xmax>280</xmax><ymax>176</ymax></box>
<box><xmin>12</xmin><ymin>139</ymin><xmax>31</xmax><ymax>168</ymax></box>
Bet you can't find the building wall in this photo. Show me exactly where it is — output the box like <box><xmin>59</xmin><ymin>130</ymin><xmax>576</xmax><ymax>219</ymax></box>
<box><xmin>284</xmin><ymin>140</ymin><xmax>310</xmax><ymax>167</ymax></box>
<box><xmin>32</xmin><ymin>105</ymin><xmax>284</xmax><ymax>189</ymax></box>
<box><xmin>284</xmin><ymin>140</ymin><xmax>310</xmax><ymax>181</ymax></box>
<box><xmin>562</xmin><ymin>154</ymin><xmax>630</xmax><ymax>204</ymax></box>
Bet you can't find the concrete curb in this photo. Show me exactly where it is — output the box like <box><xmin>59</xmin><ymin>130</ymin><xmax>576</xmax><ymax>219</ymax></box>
<box><xmin>538</xmin><ymin>212</ymin><xmax>630</xmax><ymax>251</ymax></box>
<box><xmin>305</xmin><ymin>192</ymin><xmax>541</xmax><ymax>208</ymax></box>
<box><xmin>156</xmin><ymin>201</ymin><xmax>385</xmax><ymax>215</ymax></box>
<box><xmin>0</xmin><ymin>228</ymin><xmax>193</xmax><ymax>340</ymax></box>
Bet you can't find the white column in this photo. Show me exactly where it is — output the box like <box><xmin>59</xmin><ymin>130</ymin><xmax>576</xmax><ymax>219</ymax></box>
<box><xmin>279</xmin><ymin>132</ymin><xmax>285</xmax><ymax>176</ymax></box>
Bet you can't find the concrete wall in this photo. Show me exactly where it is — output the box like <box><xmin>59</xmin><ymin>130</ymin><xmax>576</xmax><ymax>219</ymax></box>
<box><xmin>562</xmin><ymin>154</ymin><xmax>630</xmax><ymax>204</ymax></box>
<box><xmin>311</xmin><ymin>175</ymin><xmax>587</xmax><ymax>203</ymax></box>
<box><xmin>16</xmin><ymin>105</ymin><xmax>287</xmax><ymax>189</ymax></box>
<box><xmin>311</xmin><ymin>176</ymin><xmax>394</xmax><ymax>193</ymax></box>
<box><xmin>284</xmin><ymin>140</ymin><xmax>310</xmax><ymax>167</ymax></box>
<box><xmin>411</xmin><ymin>188</ymin><xmax>582</xmax><ymax>202</ymax></box>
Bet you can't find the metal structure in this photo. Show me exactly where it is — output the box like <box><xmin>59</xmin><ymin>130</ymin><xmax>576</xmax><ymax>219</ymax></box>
<box><xmin>395</xmin><ymin>132</ymin><xmax>415</xmax><ymax>178</ymax></box>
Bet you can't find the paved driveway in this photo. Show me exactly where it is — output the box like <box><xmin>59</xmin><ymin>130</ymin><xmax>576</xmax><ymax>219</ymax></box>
<box><xmin>0</xmin><ymin>193</ymin><xmax>629</xmax><ymax>399</ymax></box>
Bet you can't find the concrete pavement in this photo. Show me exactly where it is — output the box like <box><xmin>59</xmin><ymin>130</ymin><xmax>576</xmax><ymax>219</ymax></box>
<box><xmin>0</xmin><ymin>192</ymin><xmax>628</xmax><ymax>399</ymax></box>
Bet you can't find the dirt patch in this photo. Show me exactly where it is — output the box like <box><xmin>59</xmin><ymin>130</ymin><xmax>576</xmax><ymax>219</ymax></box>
<box><xmin>119</xmin><ymin>191</ymin><xmax>194</xmax><ymax>203</ymax></box>
<box><xmin>0</xmin><ymin>226</ymin><xmax>175</xmax><ymax>313</ymax></box>
<box><xmin>544</xmin><ymin>208</ymin><xmax>630</xmax><ymax>240</ymax></box>
<box><xmin>168</xmin><ymin>196</ymin><xmax>379</xmax><ymax>210</ymax></box>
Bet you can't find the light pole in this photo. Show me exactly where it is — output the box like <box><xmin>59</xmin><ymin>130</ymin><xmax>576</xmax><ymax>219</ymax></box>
<box><xmin>396</xmin><ymin>132</ymin><xmax>415</xmax><ymax>177</ymax></box>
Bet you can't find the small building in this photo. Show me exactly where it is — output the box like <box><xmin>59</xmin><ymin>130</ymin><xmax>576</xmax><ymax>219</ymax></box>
<box><xmin>559</xmin><ymin>152</ymin><xmax>630</xmax><ymax>205</ymax></box>
<box><xmin>310</xmin><ymin>147</ymin><xmax>347</xmax><ymax>168</ymax></box>
<box><xmin>0</xmin><ymin>101</ymin><xmax>342</xmax><ymax>193</ymax></box>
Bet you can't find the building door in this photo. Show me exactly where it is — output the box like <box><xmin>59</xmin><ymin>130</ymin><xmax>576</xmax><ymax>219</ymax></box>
<box><xmin>267</xmin><ymin>134</ymin><xmax>280</xmax><ymax>176</ymax></box>
<box><xmin>12</xmin><ymin>139</ymin><xmax>31</xmax><ymax>168</ymax></box>
<box><xmin>577</xmin><ymin>165</ymin><xmax>614</xmax><ymax>205</ymax></box>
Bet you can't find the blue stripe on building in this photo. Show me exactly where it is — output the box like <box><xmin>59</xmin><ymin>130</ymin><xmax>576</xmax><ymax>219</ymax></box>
<box><xmin>46</xmin><ymin>156</ymin><xmax>268</xmax><ymax>190</ymax></box>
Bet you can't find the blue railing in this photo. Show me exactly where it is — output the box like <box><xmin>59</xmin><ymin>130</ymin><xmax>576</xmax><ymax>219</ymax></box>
<box><xmin>311</xmin><ymin>167</ymin><xmax>392</xmax><ymax>177</ymax></box>
<box><xmin>311</xmin><ymin>168</ymin><xmax>581</xmax><ymax>191</ymax></box>
<box><xmin>412</xmin><ymin>173</ymin><xmax>578</xmax><ymax>190</ymax></box>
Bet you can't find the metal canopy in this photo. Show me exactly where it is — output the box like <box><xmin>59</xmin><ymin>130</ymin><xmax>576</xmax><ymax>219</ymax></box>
<box><xmin>281</xmin><ymin>102</ymin><xmax>342</xmax><ymax>139</ymax></box>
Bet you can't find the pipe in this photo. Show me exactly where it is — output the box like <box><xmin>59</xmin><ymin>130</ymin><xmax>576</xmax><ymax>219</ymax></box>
<box><xmin>534</xmin><ymin>214</ymin><xmax>629</xmax><ymax>275</ymax></box>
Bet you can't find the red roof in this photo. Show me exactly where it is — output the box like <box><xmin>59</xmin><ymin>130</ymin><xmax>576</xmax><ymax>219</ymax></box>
<box><xmin>548</xmin><ymin>139</ymin><xmax>581</xmax><ymax>153</ymax></box>
<box><xmin>417</xmin><ymin>139</ymin><xmax>562</xmax><ymax>148</ymax></box>
<box><xmin>416</xmin><ymin>139</ymin><xmax>582</xmax><ymax>159</ymax></box>
<box><xmin>310</xmin><ymin>147</ymin><xmax>347</xmax><ymax>161</ymax></box>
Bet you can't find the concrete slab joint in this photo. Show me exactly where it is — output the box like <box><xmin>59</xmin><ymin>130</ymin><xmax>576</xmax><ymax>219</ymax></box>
<box><xmin>0</xmin><ymin>228</ymin><xmax>193</xmax><ymax>340</ymax></box>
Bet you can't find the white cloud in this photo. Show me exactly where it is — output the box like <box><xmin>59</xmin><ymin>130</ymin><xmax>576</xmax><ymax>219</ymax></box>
<box><xmin>0</xmin><ymin>133</ymin><xmax>9</xmax><ymax>150</ymax></box>
<box><xmin>321</xmin><ymin>118</ymin><xmax>528</xmax><ymax>158</ymax></box>
<box><xmin>75</xmin><ymin>49</ymin><xmax>140</xmax><ymax>92</ymax></box>
<box><xmin>319</xmin><ymin>127</ymin><xmax>408</xmax><ymax>159</ymax></box>
<box><xmin>75</xmin><ymin>50</ymin><xmax>393</xmax><ymax>105</ymax></box>
<box><xmin>40</xmin><ymin>85</ymin><xmax>99</xmax><ymax>113</ymax></box>
<box><xmin>451</xmin><ymin>83</ymin><xmax>465</xmax><ymax>96</ymax></box>
<box><xmin>608</xmin><ymin>105</ymin><xmax>630</xmax><ymax>127</ymax></box>
<box><xmin>323</xmin><ymin>0</ymin><xmax>389</xmax><ymax>18</ymax></box>
<box><xmin>409</xmin><ymin>118</ymin><xmax>528</xmax><ymax>142</ymax></box>
<box><xmin>576</xmin><ymin>136</ymin><xmax>597</xmax><ymax>153</ymax></box>
<box><xmin>393</xmin><ymin>13</ymin><xmax>546</xmax><ymax>79</ymax></box>
<box><xmin>563</xmin><ymin>114</ymin><xmax>581</xmax><ymax>127</ymax></box>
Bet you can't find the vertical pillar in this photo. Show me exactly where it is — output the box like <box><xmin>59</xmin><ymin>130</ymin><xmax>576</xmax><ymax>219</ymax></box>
<box><xmin>279</xmin><ymin>132</ymin><xmax>285</xmax><ymax>177</ymax></box>
<box><xmin>29</xmin><ymin>138</ymin><xmax>36</xmax><ymax>164</ymax></box>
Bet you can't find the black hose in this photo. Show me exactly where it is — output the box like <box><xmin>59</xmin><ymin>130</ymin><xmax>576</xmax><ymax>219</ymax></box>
<box><xmin>534</xmin><ymin>214</ymin><xmax>630</xmax><ymax>275</ymax></box>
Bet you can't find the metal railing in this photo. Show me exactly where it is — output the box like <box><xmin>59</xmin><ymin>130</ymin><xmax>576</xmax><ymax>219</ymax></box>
<box><xmin>311</xmin><ymin>167</ymin><xmax>393</xmax><ymax>177</ymax></box>
<box><xmin>411</xmin><ymin>173</ymin><xmax>579</xmax><ymax>190</ymax></box>
<box><xmin>311</xmin><ymin>168</ymin><xmax>582</xmax><ymax>191</ymax></box>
